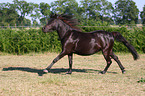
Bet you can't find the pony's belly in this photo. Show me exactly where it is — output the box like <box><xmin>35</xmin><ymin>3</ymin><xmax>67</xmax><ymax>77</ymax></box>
<box><xmin>74</xmin><ymin>48</ymin><xmax>100</xmax><ymax>56</ymax></box>
<box><xmin>73</xmin><ymin>37</ymin><xmax>101</xmax><ymax>55</ymax></box>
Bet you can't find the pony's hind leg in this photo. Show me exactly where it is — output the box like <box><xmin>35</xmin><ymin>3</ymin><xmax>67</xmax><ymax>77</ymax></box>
<box><xmin>111</xmin><ymin>52</ymin><xmax>125</xmax><ymax>74</ymax></box>
<box><xmin>67</xmin><ymin>53</ymin><xmax>73</xmax><ymax>74</ymax></box>
<box><xmin>100</xmin><ymin>51</ymin><xmax>112</xmax><ymax>74</ymax></box>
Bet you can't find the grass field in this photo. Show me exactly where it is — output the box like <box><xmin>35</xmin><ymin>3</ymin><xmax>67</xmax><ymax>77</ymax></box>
<box><xmin>0</xmin><ymin>53</ymin><xmax>145</xmax><ymax>96</ymax></box>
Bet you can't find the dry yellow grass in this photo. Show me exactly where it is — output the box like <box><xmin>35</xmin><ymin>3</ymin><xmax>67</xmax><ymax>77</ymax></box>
<box><xmin>0</xmin><ymin>53</ymin><xmax>145</xmax><ymax>96</ymax></box>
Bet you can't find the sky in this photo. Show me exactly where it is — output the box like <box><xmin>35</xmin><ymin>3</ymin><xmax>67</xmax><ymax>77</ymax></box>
<box><xmin>0</xmin><ymin>0</ymin><xmax>144</xmax><ymax>12</ymax></box>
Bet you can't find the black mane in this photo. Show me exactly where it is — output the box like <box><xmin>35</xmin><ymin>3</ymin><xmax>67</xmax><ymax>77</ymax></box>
<box><xmin>50</xmin><ymin>14</ymin><xmax>81</xmax><ymax>31</ymax></box>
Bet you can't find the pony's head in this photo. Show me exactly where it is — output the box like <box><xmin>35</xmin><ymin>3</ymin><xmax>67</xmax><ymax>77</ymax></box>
<box><xmin>42</xmin><ymin>14</ymin><xmax>59</xmax><ymax>33</ymax></box>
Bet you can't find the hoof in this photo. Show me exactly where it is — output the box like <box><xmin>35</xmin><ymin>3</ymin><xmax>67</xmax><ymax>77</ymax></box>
<box><xmin>66</xmin><ymin>72</ymin><xmax>72</xmax><ymax>75</ymax></box>
<box><xmin>99</xmin><ymin>71</ymin><xmax>106</xmax><ymax>74</ymax></box>
<box><xmin>122</xmin><ymin>70</ymin><xmax>126</xmax><ymax>74</ymax></box>
<box><xmin>66</xmin><ymin>70</ymin><xmax>72</xmax><ymax>74</ymax></box>
<box><xmin>43</xmin><ymin>69</ymin><xmax>49</xmax><ymax>73</ymax></box>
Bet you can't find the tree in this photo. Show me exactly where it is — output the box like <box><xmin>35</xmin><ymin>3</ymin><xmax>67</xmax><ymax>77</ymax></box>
<box><xmin>51</xmin><ymin>0</ymin><xmax>79</xmax><ymax>15</ymax></box>
<box><xmin>114</xmin><ymin>0</ymin><xmax>139</xmax><ymax>25</ymax></box>
<box><xmin>0</xmin><ymin>2</ymin><xmax>32</xmax><ymax>27</ymax></box>
<box><xmin>99</xmin><ymin>0</ymin><xmax>114</xmax><ymax>23</ymax></box>
<box><xmin>30</xmin><ymin>3</ymin><xmax>41</xmax><ymax>25</ymax></box>
<box><xmin>50</xmin><ymin>0</ymin><xmax>80</xmax><ymax>22</ymax></box>
<box><xmin>39</xmin><ymin>2</ymin><xmax>51</xmax><ymax>25</ymax></box>
<box><xmin>0</xmin><ymin>7</ymin><xmax>19</xmax><ymax>26</ymax></box>
<box><xmin>32</xmin><ymin>20</ymin><xmax>39</xmax><ymax>27</ymax></box>
<box><xmin>23</xmin><ymin>18</ymin><xmax>31</xmax><ymax>26</ymax></box>
<box><xmin>140</xmin><ymin>5</ymin><xmax>145</xmax><ymax>25</ymax></box>
<box><xmin>80</xmin><ymin>0</ymin><xmax>114</xmax><ymax>25</ymax></box>
<box><xmin>80</xmin><ymin>0</ymin><xmax>100</xmax><ymax>20</ymax></box>
<box><xmin>0</xmin><ymin>3</ymin><xmax>6</xmax><ymax>9</ymax></box>
<box><xmin>13</xmin><ymin>0</ymin><xmax>34</xmax><ymax>25</ymax></box>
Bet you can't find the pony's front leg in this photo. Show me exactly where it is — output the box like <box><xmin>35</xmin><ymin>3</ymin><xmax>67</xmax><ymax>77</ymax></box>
<box><xmin>43</xmin><ymin>51</ymin><xmax>66</xmax><ymax>73</ymax></box>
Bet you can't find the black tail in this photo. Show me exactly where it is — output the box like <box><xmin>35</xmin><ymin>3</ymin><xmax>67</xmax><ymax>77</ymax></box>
<box><xmin>112</xmin><ymin>32</ymin><xmax>139</xmax><ymax>60</ymax></box>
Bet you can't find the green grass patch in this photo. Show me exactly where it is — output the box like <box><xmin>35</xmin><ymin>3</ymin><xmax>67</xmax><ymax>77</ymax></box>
<box><xmin>137</xmin><ymin>78</ymin><xmax>145</xmax><ymax>83</ymax></box>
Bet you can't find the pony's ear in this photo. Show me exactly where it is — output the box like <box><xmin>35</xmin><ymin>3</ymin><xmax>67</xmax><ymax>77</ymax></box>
<box><xmin>50</xmin><ymin>13</ymin><xmax>58</xmax><ymax>18</ymax></box>
<box><xmin>54</xmin><ymin>14</ymin><xmax>58</xmax><ymax>18</ymax></box>
<box><xmin>50</xmin><ymin>14</ymin><xmax>53</xmax><ymax>18</ymax></box>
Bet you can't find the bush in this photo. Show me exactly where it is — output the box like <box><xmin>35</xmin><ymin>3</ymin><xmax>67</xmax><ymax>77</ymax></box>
<box><xmin>0</xmin><ymin>27</ymin><xmax>144</xmax><ymax>54</ymax></box>
<box><xmin>0</xmin><ymin>28</ymin><xmax>61</xmax><ymax>54</ymax></box>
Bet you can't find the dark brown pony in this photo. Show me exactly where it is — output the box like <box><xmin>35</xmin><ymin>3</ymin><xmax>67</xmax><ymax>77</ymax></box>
<box><xmin>42</xmin><ymin>14</ymin><xmax>139</xmax><ymax>74</ymax></box>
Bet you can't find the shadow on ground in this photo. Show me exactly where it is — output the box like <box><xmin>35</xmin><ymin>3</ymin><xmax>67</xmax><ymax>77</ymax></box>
<box><xmin>2</xmin><ymin>67</ymin><xmax>117</xmax><ymax>76</ymax></box>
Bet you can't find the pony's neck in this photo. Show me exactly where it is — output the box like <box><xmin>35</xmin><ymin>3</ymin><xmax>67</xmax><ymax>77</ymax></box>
<box><xmin>56</xmin><ymin>20</ymin><xmax>72</xmax><ymax>40</ymax></box>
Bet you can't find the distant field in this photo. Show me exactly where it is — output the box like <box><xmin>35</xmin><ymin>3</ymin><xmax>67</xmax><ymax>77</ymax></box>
<box><xmin>0</xmin><ymin>53</ymin><xmax>145</xmax><ymax>96</ymax></box>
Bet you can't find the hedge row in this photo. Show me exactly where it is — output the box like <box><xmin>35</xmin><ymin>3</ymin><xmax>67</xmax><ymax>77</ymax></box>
<box><xmin>0</xmin><ymin>27</ymin><xmax>144</xmax><ymax>54</ymax></box>
<box><xmin>0</xmin><ymin>28</ymin><xmax>61</xmax><ymax>54</ymax></box>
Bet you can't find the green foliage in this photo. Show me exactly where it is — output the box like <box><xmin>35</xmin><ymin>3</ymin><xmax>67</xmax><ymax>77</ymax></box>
<box><xmin>0</xmin><ymin>8</ymin><xmax>19</xmax><ymax>26</ymax></box>
<box><xmin>137</xmin><ymin>78</ymin><xmax>145</xmax><ymax>83</ymax></box>
<box><xmin>13</xmin><ymin>0</ymin><xmax>35</xmax><ymax>26</ymax></box>
<box><xmin>0</xmin><ymin>27</ymin><xmax>144</xmax><ymax>54</ymax></box>
<box><xmin>81</xmin><ymin>19</ymin><xmax>110</xmax><ymax>26</ymax></box>
<box><xmin>140</xmin><ymin>5</ymin><xmax>145</xmax><ymax>25</ymax></box>
<box><xmin>39</xmin><ymin>2</ymin><xmax>51</xmax><ymax>25</ymax></box>
<box><xmin>114</xmin><ymin>0</ymin><xmax>139</xmax><ymax>25</ymax></box>
<box><xmin>51</xmin><ymin>0</ymin><xmax>79</xmax><ymax>14</ymax></box>
<box><xmin>79</xmin><ymin>0</ymin><xmax>114</xmax><ymax>24</ymax></box>
<box><xmin>0</xmin><ymin>0</ymin><xmax>143</xmax><ymax>26</ymax></box>
<box><xmin>0</xmin><ymin>2</ymin><xmax>32</xmax><ymax>26</ymax></box>
<box><xmin>0</xmin><ymin>28</ymin><xmax>61</xmax><ymax>54</ymax></box>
